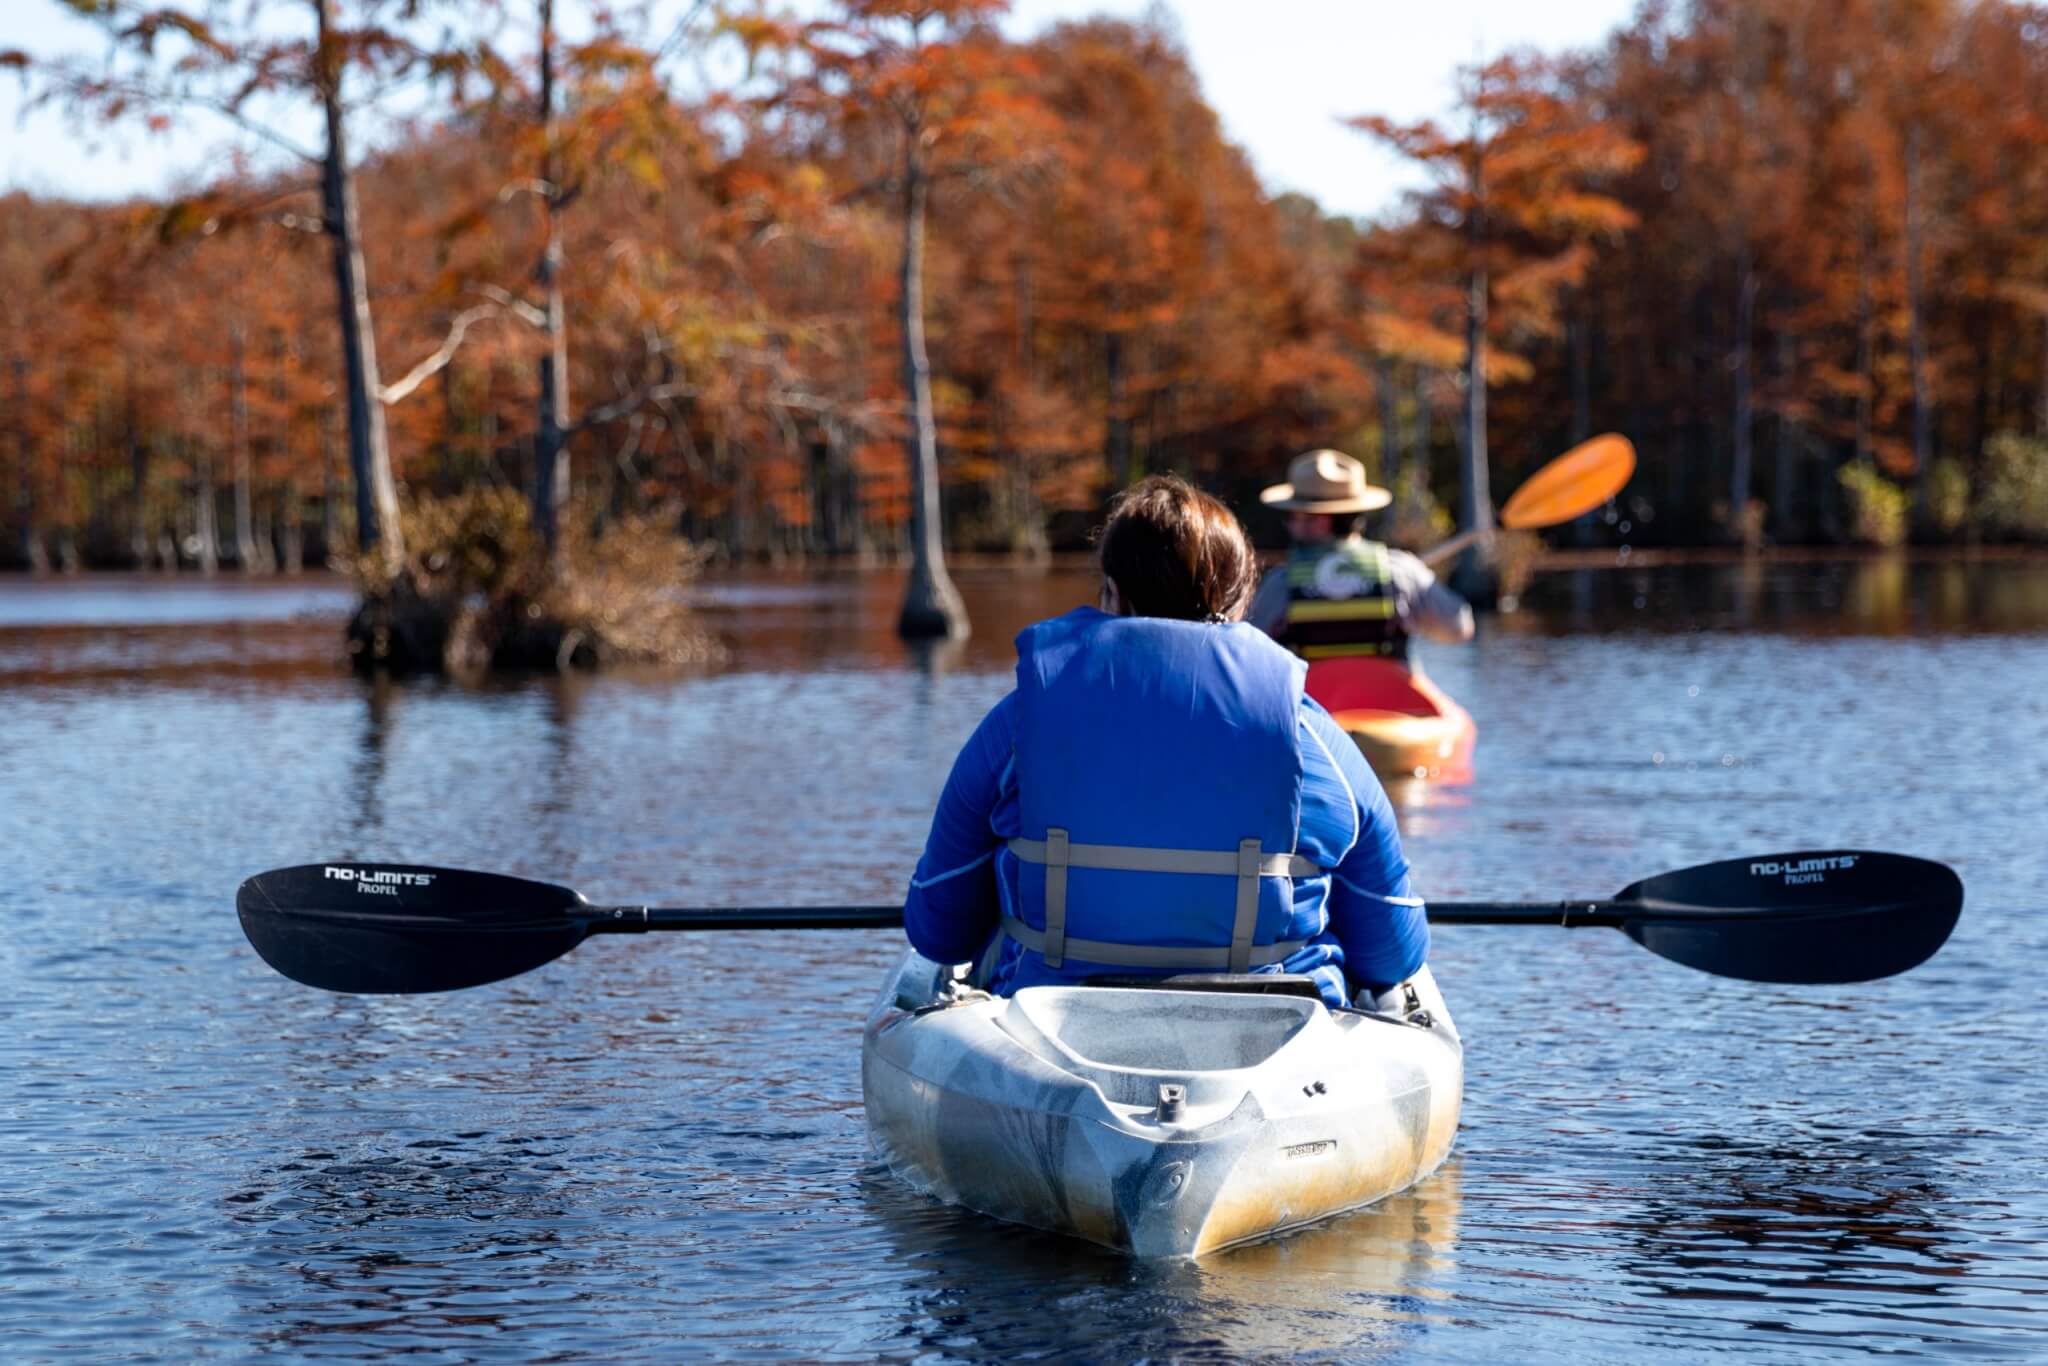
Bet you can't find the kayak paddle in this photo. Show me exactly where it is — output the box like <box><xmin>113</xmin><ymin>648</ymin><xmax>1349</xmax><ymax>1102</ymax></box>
<box><xmin>1419</xmin><ymin>432</ymin><xmax>1636</xmax><ymax>567</ymax></box>
<box><xmin>236</xmin><ymin>849</ymin><xmax>1959</xmax><ymax>995</ymax></box>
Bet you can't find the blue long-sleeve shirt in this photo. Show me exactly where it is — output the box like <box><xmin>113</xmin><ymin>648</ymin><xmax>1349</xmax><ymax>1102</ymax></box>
<box><xmin>903</xmin><ymin>691</ymin><xmax>1428</xmax><ymax>1006</ymax></box>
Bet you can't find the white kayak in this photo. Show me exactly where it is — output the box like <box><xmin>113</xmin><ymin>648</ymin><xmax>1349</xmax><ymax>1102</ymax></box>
<box><xmin>861</xmin><ymin>952</ymin><xmax>1462</xmax><ymax>1257</ymax></box>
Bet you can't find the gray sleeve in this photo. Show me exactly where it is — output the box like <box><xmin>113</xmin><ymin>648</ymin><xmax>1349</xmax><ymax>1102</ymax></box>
<box><xmin>1388</xmin><ymin>550</ymin><xmax>1474</xmax><ymax>643</ymax></box>
<box><xmin>1247</xmin><ymin>566</ymin><xmax>1290</xmax><ymax>636</ymax></box>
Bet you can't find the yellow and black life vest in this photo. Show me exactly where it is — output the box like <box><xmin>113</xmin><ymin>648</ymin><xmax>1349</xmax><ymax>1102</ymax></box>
<box><xmin>1280</xmin><ymin>539</ymin><xmax>1407</xmax><ymax>662</ymax></box>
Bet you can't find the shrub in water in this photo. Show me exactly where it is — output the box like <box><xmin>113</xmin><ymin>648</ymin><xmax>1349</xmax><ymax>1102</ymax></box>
<box><xmin>347</xmin><ymin>490</ymin><xmax>720</xmax><ymax>675</ymax></box>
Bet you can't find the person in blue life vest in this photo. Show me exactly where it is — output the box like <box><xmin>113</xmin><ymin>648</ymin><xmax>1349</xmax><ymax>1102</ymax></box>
<box><xmin>1247</xmin><ymin>449</ymin><xmax>1474</xmax><ymax>660</ymax></box>
<box><xmin>902</xmin><ymin>475</ymin><xmax>1431</xmax><ymax>1010</ymax></box>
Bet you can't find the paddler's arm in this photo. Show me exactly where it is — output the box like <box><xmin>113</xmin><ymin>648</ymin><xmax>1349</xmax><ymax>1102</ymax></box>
<box><xmin>1300</xmin><ymin>701</ymin><xmax>1430</xmax><ymax>993</ymax></box>
<box><xmin>1387</xmin><ymin>548</ymin><xmax>1475</xmax><ymax>644</ymax></box>
<box><xmin>903</xmin><ymin>692</ymin><xmax>1016</xmax><ymax>966</ymax></box>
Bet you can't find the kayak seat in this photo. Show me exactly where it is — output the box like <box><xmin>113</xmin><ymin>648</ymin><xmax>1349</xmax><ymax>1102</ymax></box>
<box><xmin>1082</xmin><ymin>973</ymin><xmax>1325</xmax><ymax>1000</ymax></box>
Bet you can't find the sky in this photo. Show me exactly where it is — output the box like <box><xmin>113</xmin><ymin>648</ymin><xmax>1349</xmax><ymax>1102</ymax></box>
<box><xmin>0</xmin><ymin>0</ymin><xmax>1637</xmax><ymax>221</ymax></box>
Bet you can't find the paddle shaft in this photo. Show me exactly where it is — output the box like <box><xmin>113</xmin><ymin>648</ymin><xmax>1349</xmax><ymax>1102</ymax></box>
<box><xmin>585</xmin><ymin>901</ymin><xmax>1662</xmax><ymax>933</ymax></box>
<box><xmin>235</xmin><ymin>849</ymin><xmax>1960</xmax><ymax>991</ymax></box>
<box><xmin>1417</xmin><ymin>526</ymin><xmax>1488</xmax><ymax>568</ymax></box>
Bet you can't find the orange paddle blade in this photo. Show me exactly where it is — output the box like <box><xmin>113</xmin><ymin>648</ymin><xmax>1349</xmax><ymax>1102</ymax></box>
<box><xmin>1500</xmin><ymin>433</ymin><xmax>1636</xmax><ymax>530</ymax></box>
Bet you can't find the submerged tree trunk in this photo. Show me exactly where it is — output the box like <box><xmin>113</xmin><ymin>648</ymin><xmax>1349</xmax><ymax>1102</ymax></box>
<box><xmin>316</xmin><ymin>0</ymin><xmax>403</xmax><ymax>574</ymax></box>
<box><xmin>895</xmin><ymin>137</ymin><xmax>968</xmax><ymax>640</ymax></box>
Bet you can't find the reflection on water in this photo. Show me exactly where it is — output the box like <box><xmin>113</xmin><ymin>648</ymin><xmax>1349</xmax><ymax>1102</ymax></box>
<box><xmin>3</xmin><ymin>557</ymin><xmax>2046</xmax><ymax>1361</ymax></box>
<box><xmin>1513</xmin><ymin>553</ymin><xmax>2048</xmax><ymax>637</ymax></box>
<box><xmin>863</xmin><ymin>1156</ymin><xmax>1463</xmax><ymax>1363</ymax></box>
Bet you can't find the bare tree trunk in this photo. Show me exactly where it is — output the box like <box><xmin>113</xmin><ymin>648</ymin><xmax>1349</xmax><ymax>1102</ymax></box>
<box><xmin>281</xmin><ymin>478</ymin><xmax>305</xmax><ymax>575</ymax></box>
<box><xmin>1376</xmin><ymin>353</ymin><xmax>1401</xmax><ymax>492</ymax></box>
<box><xmin>1454</xmin><ymin>200</ymin><xmax>1494</xmax><ymax>600</ymax></box>
<box><xmin>230</xmin><ymin>325</ymin><xmax>260</xmax><ymax>571</ymax></box>
<box><xmin>1571</xmin><ymin>308</ymin><xmax>1592</xmax><ymax>445</ymax></box>
<box><xmin>316</xmin><ymin>0</ymin><xmax>403</xmax><ymax>573</ymax></box>
<box><xmin>1856</xmin><ymin>228</ymin><xmax>1874</xmax><ymax>473</ymax></box>
<box><xmin>1406</xmin><ymin>367</ymin><xmax>1429</xmax><ymax>504</ymax></box>
<box><xmin>2038</xmin><ymin>312</ymin><xmax>2046</xmax><ymax>438</ymax></box>
<box><xmin>896</xmin><ymin>135</ymin><xmax>968</xmax><ymax>640</ymax></box>
<box><xmin>532</xmin><ymin>0</ymin><xmax>571</xmax><ymax>557</ymax></box>
<box><xmin>1773</xmin><ymin>330</ymin><xmax>1799</xmax><ymax>542</ymax></box>
<box><xmin>12</xmin><ymin>356</ymin><xmax>49</xmax><ymax>574</ymax></box>
<box><xmin>320</xmin><ymin>405</ymin><xmax>340</xmax><ymax>568</ymax></box>
<box><xmin>1730</xmin><ymin>256</ymin><xmax>1756</xmax><ymax>537</ymax></box>
<box><xmin>194</xmin><ymin>430</ymin><xmax>220</xmax><ymax>576</ymax></box>
<box><xmin>1906</xmin><ymin>128</ymin><xmax>1932</xmax><ymax>523</ymax></box>
<box><xmin>1570</xmin><ymin>306</ymin><xmax>1596</xmax><ymax>546</ymax></box>
<box><xmin>130</xmin><ymin>433</ymin><xmax>151</xmax><ymax>568</ymax></box>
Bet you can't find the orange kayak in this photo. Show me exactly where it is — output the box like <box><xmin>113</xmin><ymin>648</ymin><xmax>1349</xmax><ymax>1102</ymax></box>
<box><xmin>1307</xmin><ymin>659</ymin><xmax>1476</xmax><ymax>782</ymax></box>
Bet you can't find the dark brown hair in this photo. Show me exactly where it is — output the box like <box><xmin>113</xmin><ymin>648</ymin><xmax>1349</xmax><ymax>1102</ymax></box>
<box><xmin>1096</xmin><ymin>475</ymin><xmax>1260</xmax><ymax>622</ymax></box>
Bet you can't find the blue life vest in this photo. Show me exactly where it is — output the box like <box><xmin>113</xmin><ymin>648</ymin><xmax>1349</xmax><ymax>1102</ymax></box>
<box><xmin>1002</xmin><ymin>608</ymin><xmax>1323</xmax><ymax>977</ymax></box>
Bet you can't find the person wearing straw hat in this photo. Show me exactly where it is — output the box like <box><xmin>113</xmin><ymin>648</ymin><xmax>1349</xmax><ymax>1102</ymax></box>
<box><xmin>1248</xmin><ymin>449</ymin><xmax>1474</xmax><ymax>661</ymax></box>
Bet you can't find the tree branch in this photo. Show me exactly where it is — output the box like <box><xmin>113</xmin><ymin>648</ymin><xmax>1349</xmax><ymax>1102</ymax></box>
<box><xmin>574</xmin><ymin>379</ymin><xmax>695</xmax><ymax>433</ymax></box>
<box><xmin>378</xmin><ymin>304</ymin><xmax>501</xmax><ymax>405</ymax></box>
<box><xmin>473</xmin><ymin>282</ymin><xmax>547</xmax><ymax>327</ymax></box>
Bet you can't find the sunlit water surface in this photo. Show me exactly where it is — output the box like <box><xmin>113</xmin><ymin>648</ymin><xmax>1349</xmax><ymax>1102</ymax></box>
<box><xmin>2</xmin><ymin>558</ymin><xmax>2044</xmax><ymax>1362</ymax></box>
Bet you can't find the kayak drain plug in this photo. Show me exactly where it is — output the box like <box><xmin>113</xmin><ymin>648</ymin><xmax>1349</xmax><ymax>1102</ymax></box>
<box><xmin>1156</xmin><ymin>1084</ymin><xmax>1185</xmax><ymax>1123</ymax></box>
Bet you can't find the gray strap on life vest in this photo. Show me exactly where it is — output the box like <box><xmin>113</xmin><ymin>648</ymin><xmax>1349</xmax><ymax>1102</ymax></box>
<box><xmin>1231</xmin><ymin>838</ymin><xmax>1261</xmax><ymax>974</ymax></box>
<box><xmin>1007</xmin><ymin>830</ymin><xmax>1320</xmax><ymax>973</ymax></box>
<box><xmin>1007</xmin><ymin>836</ymin><xmax>1317</xmax><ymax>880</ymax></box>
<box><xmin>1042</xmin><ymin>828</ymin><xmax>1069</xmax><ymax>968</ymax></box>
<box><xmin>997</xmin><ymin>913</ymin><xmax>1310</xmax><ymax>971</ymax></box>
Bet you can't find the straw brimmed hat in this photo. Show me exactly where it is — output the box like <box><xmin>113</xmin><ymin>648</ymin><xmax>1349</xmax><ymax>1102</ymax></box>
<box><xmin>1258</xmin><ymin>449</ymin><xmax>1392</xmax><ymax>514</ymax></box>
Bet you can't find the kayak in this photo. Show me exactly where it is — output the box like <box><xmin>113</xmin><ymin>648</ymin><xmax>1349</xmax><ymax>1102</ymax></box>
<box><xmin>861</xmin><ymin>952</ymin><xmax>1462</xmax><ymax>1257</ymax></box>
<box><xmin>1307</xmin><ymin>658</ymin><xmax>1476</xmax><ymax>782</ymax></box>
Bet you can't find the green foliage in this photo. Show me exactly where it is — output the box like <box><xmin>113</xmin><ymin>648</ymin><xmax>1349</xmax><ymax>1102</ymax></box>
<box><xmin>1978</xmin><ymin>432</ymin><xmax>2048</xmax><ymax>540</ymax></box>
<box><xmin>1924</xmin><ymin>458</ymin><xmax>1971</xmax><ymax>537</ymax></box>
<box><xmin>1837</xmin><ymin>463</ymin><xmax>1908</xmax><ymax>547</ymax></box>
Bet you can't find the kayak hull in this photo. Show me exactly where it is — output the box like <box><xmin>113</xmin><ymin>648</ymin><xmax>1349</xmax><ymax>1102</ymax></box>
<box><xmin>1334</xmin><ymin>703</ymin><xmax>1476</xmax><ymax>781</ymax></box>
<box><xmin>861</xmin><ymin>953</ymin><xmax>1461</xmax><ymax>1258</ymax></box>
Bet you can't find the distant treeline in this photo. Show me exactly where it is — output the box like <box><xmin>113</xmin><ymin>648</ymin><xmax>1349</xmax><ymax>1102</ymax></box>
<box><xmin>2</xmin><ymin>0</ymin><xmax>2046</xmax><ymax>575</ymax></box>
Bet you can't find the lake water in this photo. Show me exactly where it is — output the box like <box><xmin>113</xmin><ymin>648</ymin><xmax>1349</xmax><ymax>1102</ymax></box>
<box><xmin>3</xmin><ymin>558</ymin><xmax>2044</xmax><ymax>1362</ymax></box>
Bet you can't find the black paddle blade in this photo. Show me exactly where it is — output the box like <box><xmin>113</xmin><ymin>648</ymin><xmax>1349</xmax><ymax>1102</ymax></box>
<box><xmin>237</xmin><ymin>863</ymin><xmax>594</xmax><ymax>994</ymax></box>
<box><xmin>1615</xmin><ymin>850</ymin><xmax>1963</xmax><ymax>984</ymax></box>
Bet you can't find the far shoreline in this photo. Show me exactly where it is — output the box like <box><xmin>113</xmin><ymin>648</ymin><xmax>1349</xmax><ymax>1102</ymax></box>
<box><xmin>6</xmin><ymin>541</ymin><xmax>2048</xmax><ymax>585</ymax></box>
